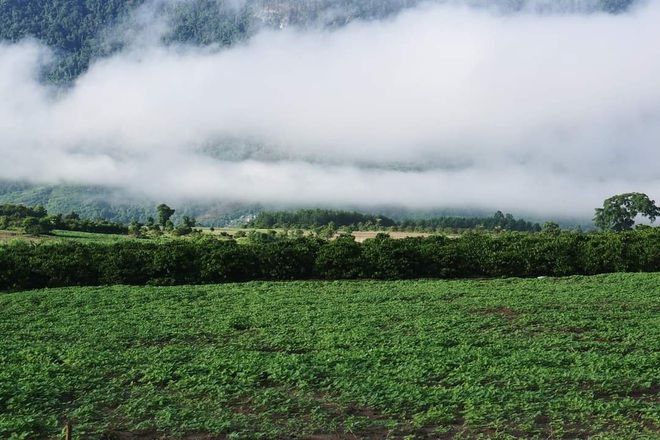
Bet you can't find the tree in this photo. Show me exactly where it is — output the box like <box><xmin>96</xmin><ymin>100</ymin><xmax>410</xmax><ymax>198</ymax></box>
<box><xmin>541</xmin><ymin>221</ymin><xmax>561</xmax><ymax>236</ymax></box>
<box><xmin>146</xmin><ymin>216</ymin><xmax>157</xmax><ymax>231</ymax></box>
<box><xmin>174</xmin><ymin>216</ymin><xmax>196</xmax><ymax>236</ymax></box>
<box><xmin>23</xmin><ymin>217</ymin><xmax>43</xmax><ymax>235</ymax></box>
<box><xmin>157</xmin><ymin>204</ymin><xmax>175</xmax><ymax>227</ymax></box>
<box><xmin>128</xmin><ymin>220</ymin><xmax>144</xmax><ymax>236</ymax></box>
<box><xmin>181</xmin><ymin>216</ymin><xmax>196</xmax><ymax>228</ymax></box>
<box><xmin>594</xmin><ymin>193</ymin><xmax>660</xmax><ymax>231</ymax></box>
<box><xmin>65</xmin><ymin>211</ymin><xmax>80</xmax><ymax>221</ymax></box>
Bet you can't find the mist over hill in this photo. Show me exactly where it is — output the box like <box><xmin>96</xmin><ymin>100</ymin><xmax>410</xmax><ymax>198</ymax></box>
<box><xmin>1</xmin><ymin>0</ymin><xmax>638</xmax><ymax>79</ymax></box>
<box><xmin>0</xmin><ymin>0</ymin><xmax>657</xmax><ymax>222</ymax></box>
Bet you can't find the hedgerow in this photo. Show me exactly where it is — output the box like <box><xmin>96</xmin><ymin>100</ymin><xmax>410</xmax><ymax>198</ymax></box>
<box><xmin>1</xmin><ymin>228</ymin><xmax>660</xmax><ymax>290</ymax></box>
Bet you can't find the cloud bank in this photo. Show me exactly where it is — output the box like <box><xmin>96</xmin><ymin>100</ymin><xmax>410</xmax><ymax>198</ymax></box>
<box><xmin>2</xmin><ymin>0</ymin><xmax>660</xmax><ymax>218</ymax></box>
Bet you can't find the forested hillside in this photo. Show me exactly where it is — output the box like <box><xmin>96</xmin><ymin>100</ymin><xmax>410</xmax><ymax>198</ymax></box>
<box><xmin>0</xmin><ymin>0</ymin><xmax>643</xmax><ymax>223</ymax></box>
<box><xmin>0</xmin><ymin>181</ymin><xmax>554</xmax><ymax>227</ymax></box>
<box><xmin>0</xmin><ymin>181</ymin><xmax>259</xmax><ymax>226</ymax></box>
<box><xmin>0</xmin><ymin>0</ymin><xmax>637</xmax><ymax>82</ymax></box>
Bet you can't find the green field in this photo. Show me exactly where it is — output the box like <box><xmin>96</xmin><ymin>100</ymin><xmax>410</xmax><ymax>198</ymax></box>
<box><xmin>1</xmin><ymin>275</ymin><xmax>659</xmax><ymax>439</ymax></box>
<box><xmin>0</xmin><ymin>230</ymin><xmax>139</xmax><ymax>244</ymax></box>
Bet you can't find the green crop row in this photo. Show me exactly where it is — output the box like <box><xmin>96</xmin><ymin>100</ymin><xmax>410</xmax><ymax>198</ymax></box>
<box><xmin>0</xmin><ymin>274</ymin><xmax>659</xmax><ymax>438</ymax></box>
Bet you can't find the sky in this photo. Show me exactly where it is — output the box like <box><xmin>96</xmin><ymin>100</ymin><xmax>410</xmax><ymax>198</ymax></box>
<box><xmin>1</xmin><ymin>0</ymin><xmax>659</xmax><ymax>218</ymax></box>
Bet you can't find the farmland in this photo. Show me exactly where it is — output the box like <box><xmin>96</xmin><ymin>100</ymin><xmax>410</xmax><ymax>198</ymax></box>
<box><xmin>0</xmin><ymin>230</ymin><xmax>142</xmax><ymax>245</ymax></box>
<box><xmin>1</xmin><ymin>274</ymin><xmax>659</xmax><ymax>439</ymax></box>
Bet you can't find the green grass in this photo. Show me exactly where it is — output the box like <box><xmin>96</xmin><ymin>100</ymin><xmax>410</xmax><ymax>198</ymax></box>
<box><xmin>1</xmin><ymin>274</ymin><xmax>659</xmax><ymax>439</ymax></box>
<box><xmin>0</xmin><ymin>229</ymin><xmax>138</xmax><ymax>244</ymax></box>
<box><xmin>47</xmin><ymin>230</ymin><xmax>140</xmax><ymax>243</ymax></box>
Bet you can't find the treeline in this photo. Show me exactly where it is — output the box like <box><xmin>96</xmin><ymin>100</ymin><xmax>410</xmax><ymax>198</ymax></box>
<box><xmin>0</xmin><ymin>203</ymin><xmax>128</xmax><ymax>235</ymax></box>
<box><xmin>398</xmin><ymin>211</ymin><xmax>541</xmax><ymax>232</ymax></box>
<box><xmin>250</xmin><ymin>209</ymin><xmax>541</xmax><ymax>232</ymax></box>
<box><xmin>250</xmin><ymin>209</ymin><xmax>397</xmax><ymax>229</ymax></box>
<box><xmin>2</xmin><ymin>228</ymin><xmax>659</xmax><ymax>290</ymax></box>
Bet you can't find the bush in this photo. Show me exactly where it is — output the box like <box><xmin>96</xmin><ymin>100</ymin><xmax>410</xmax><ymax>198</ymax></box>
<box><xmin>2</xmin><ymin>229</ymin><xmax>660</xmax><ymax>291</ymax></box>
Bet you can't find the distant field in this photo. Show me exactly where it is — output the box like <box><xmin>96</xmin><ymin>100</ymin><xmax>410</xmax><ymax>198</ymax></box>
<box><xmin>0</xmin><ymin>230</ymin><xmax>29</xmax><ymax>242</ymax></box>
<box><xmin>203</xmin><ymin>228</ymin><xmax>439</xmax><ymax>242</ymax></box>
<box><xmin>1</xmin><ymin>274</ymin><xmax>658</xmax><ymax>439</ymax></box>
<box><xmin>0</xmin><ymin>229</ymin><xmax>140</xmax><ymax>244</ymax></box>
<box><xmin>0</xmin><ymin>228</ymin><xmax>441</xmax><ymax>245</ymax></box>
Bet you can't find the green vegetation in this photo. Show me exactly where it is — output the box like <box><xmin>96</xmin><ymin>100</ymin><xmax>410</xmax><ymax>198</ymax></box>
<box><xmin>1</xmin><ymin>274</ymin><xmax>658</xmax><ymax>439</ymax></box>
<box><xmin>0</xmin><ymin>181</ymin><xmax>259</xmax><ymax>227</ymax></box>
<box><xmin>1</xmin><ymin>229</ymin><xmax>143</xmax><ymax>245</ymax></box>
<box><xmin>2</xmin><ymin>227</ymin><xmax>660</xmax><ymax>290</ymax></box>
<box><xmin>0</xmin><ymin>0</ymin><xmax>144</xmax><ymax>82</ymax></box>
<box><xmin>397</xmin><ymin>211</ymin><xmax>542</xmax><ymax>232</ymax></box>
<box><xmin>250</xmin><ymin>209</ymin><xmax>541</xmax><ymax>232</ymax></box>
<box><xmin>594</xmin><ymin>192</ymin><xmax>660</xmax><ymax>231</ymax></box>
<box><xmin>46</xmin><ymin>230</ymin><xmax>144</xmax><ymax>244</ymax></box>
<box><xmin>0</xmin><ymin>203</ymin><xmax>128</xmax><ymax>236</ymax></box>
<box><xmin>250</xmin><ymin>208</ymin><xmax>397</xmax><ymax>229</ymax></box>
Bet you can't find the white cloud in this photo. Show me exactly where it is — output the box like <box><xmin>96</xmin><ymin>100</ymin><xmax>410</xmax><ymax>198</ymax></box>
<box><xmin>2</xmin><ymin>1</ymin><xmax>660</xmax><ymax>218</ymax></box>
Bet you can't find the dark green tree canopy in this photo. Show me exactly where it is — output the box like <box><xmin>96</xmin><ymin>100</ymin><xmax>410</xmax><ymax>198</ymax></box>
<box><xmin>157</xmin><ymin>203</ymin><xmax>175</xmax><ymax>227</ymax></box>
<box><xmin>594</xmin><ymin>192</ymin><xmax>659</xmax><ymax>231</ymax></box>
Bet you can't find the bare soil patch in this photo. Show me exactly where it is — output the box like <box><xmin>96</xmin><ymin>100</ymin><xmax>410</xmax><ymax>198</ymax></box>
<box><xmin>472</xmin><ymin>306</ymin><xmax>520</xmax><ymax>320</ymax></box>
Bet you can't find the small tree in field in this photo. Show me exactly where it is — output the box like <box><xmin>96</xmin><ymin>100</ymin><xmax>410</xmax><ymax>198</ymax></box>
<box><xmin>23</xmin><ymin>217</ymin><xmax>43</xmax><ymax>235</ymax></box>
<box><xmin>594</xmin><ymin>192</ymin><xmax>659</xmax><ymax>231</ymax></box>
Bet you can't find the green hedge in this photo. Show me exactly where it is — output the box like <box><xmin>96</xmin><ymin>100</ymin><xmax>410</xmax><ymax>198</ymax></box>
<box><xmin>1</xmin><ymin>229</ymin><xmax>660</xmax><ymax>290</ymax></box>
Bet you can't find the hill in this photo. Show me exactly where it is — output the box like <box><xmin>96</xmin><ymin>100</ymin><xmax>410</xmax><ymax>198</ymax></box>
<box><xmin>0</xmin><ymin>0</ymin><xmax>638</xmax><ymax>83</ymax></box>
<box><xmin>0</xmin><ymin>180</ymin><xmax>260</xmax><ymax>226</ymax></box>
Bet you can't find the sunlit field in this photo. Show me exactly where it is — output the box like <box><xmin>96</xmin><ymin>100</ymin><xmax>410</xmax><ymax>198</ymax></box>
<box><xmin>1</xmin><ymin>274</ymin><xmax>658</xmax><ymax>439</ymax></box>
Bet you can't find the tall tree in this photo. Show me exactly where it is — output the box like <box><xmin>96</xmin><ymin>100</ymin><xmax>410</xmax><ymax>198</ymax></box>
<box><xmin>594</xmin><ymin>192</ymin><xmax>660</xmax><ymax>231</ymax></box>
<box><xmin>157</xmin><ymin>204</ymin><xmax>175</xmax><ymax>227</ymax></box>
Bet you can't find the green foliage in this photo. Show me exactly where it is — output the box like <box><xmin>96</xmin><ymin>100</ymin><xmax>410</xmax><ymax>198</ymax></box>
<box><xmin>541</xmin><ymin>221</ymin><xmax>561</xmax><ymax>236</ymax></box>
<box><xmin>314</xmin><ymin>234</ymin><xmax>363</xmax><ymax>279</ymax></box>
<box><xmin>361</xmin><ymin>234</ymin><xmax>426</xmax><ymax>279</ymax></box>
<box><xmin>398</xmin><ymin>210</ymin><xmax>542</xmax><ymax>232</ymax></box>
<box><xmin>0</xmin><ymin>182</ymin><xmax>559</xmax><ymax>230</ymax></box>
<box><xmin>252</xmin><ymin>208</ymin><xmax>542</xmax><ymax>232</ymax></box>
<box><xmin>0</xmin><ymin>203</ymin><xmax>48</xmax><ymax>225</ymax></box>
<box><xmin>0</xmin><ymin>0</ymin><xmax>145</xmax><ymax>82</ymax></box>
<box><xmin>157</xmin><ymin>204</ymin><xmax>176</xmax><ymax>227</ymax></box>
<box><xmin>0</xmin><ymin>274</ymin><xmax>658</xmax><ymax>438</ymax></box>
<box><xmin>594</xmin><ymin>192</ymin><xmax>660</xmax><ymax>231</ymax></box>
<box><xmin>128</xmin><ymin>219</ymin><xmax>143</xmax><ymax>236</ymax></box>
<box><xmin>0</xmin><ymin>182</ymin><xmax>167</xmax><ymax>225</ymax></box>
<box><xmin>2</xmin><ymin>228</ymin><xmax>660</xmax><ymax>290</ymax></box>
<box><xmin>0</xmin><ymin>202</ymin><xmax>129</xmax><ymax>235</ymax></box>
<box><xmin>250</xmin><ymin>209</ymin><xmax>397</xmax><ymax>229</ymax></box>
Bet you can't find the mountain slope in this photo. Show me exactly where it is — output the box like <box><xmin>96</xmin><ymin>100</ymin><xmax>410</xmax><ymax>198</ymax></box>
<box><xmin>0</xmin><ymin>0</ymin><xmax>638</xmax><ymax>82</ymax></box>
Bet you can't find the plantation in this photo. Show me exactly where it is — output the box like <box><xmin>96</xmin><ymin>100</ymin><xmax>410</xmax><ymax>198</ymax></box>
<box><xmin>3</xmin><ymin>228</ymin><xmax>660</xmax><ymax>291</ymax></box>
<box><xmin>1</xmin><ymin>274</ymin><xmax>659</xmax><ymax>439</ymax></box>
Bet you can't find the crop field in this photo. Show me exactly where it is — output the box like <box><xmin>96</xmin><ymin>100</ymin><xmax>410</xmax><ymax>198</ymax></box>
<box><xmin>0</xmin><ymin>230</ymin><xmax>139</xmax><ymax>244</ymax></box>
<box><xmin>1</xmin><ymin>274</ymin><xmax>659</xmax><ymax>439</ymax></box>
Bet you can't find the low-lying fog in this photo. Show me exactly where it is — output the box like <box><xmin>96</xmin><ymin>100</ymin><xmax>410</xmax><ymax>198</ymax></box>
<box><xmin>1</xmin><ymin>0</ymin><xmax>659</xmax><ymax>218</ymax></box>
